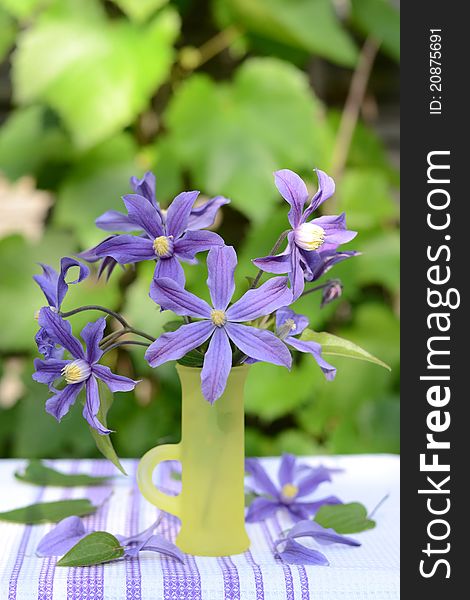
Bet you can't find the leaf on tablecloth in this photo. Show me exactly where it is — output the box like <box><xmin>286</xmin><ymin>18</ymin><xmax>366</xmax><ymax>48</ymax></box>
<box><xmin>57</xmin><ymin>532</ymin><xmax>124</xmax><ymax>567</ymax></box>
<box><xmin>15</xmin><ymin>459</ymin><xmax>114</xmax><ymax>487</ymax></box>
<box><xmin>0</xmin><ymin>499</ymin><xmax>98</xmax><ymax>524</ymax></box>
<box><xmin>314</xmin><ymin>502</ymin><xmax>376</xmax><ymax>534</ymax></box>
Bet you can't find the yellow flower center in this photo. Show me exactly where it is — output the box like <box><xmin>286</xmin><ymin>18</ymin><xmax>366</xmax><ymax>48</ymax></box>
<box><xmin>153</xmin><ymin>236</ymin><xmax>171</xmax><ymax>257</ymax></box>
<box><xmin>295</xmin><ymin>222</ymin><xmax>325</xmax><ymax>251</ymax></box>
<box><xmin>61</xmin><ymin>359</ymin><xmax>90</xmax><ymax>384</ymax></box>
<box><xmin>281</xmin><ymin>483</ymin><xmax>299</xmax><ymax>500</ymax></box>
<box><xmin>211</xmin><ymin>309</ymin><xmax>227</xmax><ymax>327</ymax></box>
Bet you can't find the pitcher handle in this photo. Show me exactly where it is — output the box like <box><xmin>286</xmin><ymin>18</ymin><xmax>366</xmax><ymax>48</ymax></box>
<box><xmin>137</xmin><ymin>443</ymin><xmax>182</xmax><ymax>518</ymax></box>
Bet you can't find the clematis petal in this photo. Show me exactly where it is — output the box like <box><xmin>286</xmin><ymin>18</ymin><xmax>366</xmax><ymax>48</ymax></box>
<box><xmin>149</xmin><ymin>277</ymin><xmax>211</xmax><ymax>318</ymax></box>
<box><xmin>153</xmin><ymin>256</ymin><xmax>185</xmax><ymax>287</ymax></box>
<box><xmin>91</xmin><ymin>235</ymin><xmax>155</xmax><ymax>264</ymax></box>
<box><xmin>275</xmin><ymin>308</ymin><xmax>309</xmax><ymax>336</ymax></box>
<box><xmin>130</xmin><ymin>171</ymin><xmax>157</xmax><ymax>206</ymax></box>
<box><xmin>33</xmin><ymin>263</ymin><xmax>59</xmax><ymax>307</ymax></box>
<box><xmin>201</xmin><ymin>327</ymin><xmax>232</xmax><ymax>403</ymax></box>
<box><xmin>80</xmin><ymin>318</ymin><xmax>106</xmax><ymax>364</ymax></box>
<box><xmin>145</xmin><ymin>320</ymin><xmax>214</xmax><ymax>367</ymax></box>
<box><xmin>274</xmin><ymin>169</ymin><xmax>309</xmax><ymax>228</ymax></box>
<box><xmin>36</xmin><ymin>516</ymin><xmax>88</xmax><ymax>557</ymax></box>
<box><xmin>122</xmin><ymin>194</ymin><xmax>164</xmax><ymax>238</ymax></box>
<box><xmin>57</xmin><ymin>258</ymin><xmax>89</xmax><ymax>310</ymax></box>
<box><xmin>45</xmin><ymin>382</ymin><xmax>83</xmax><ymax>421</ymax></box>
<box><xmin>310</xmin><ymin>250</ymin><xmax>359</xmax><ymax>281</ymax></box>
<box><xmin>245</xmin><ymin>458</ymin><xmax>279</xmax><ymax>498</ymax></box>
<box><xmin>298</xmin><ymin>248</ymin><xmax>323</xmax><ymax>282</ymax></box>
<box><xmin>278</xmin><ymin>453</ymin><xmax>296</xmax><ymax>487</ymax></box>
<box><xmin>287</xmin><ymin>520</ymin><xmax>360</xmax><ymax>547</ymax></box>
<box><xmin>35</xmin><ymin>328</ymin><xmax>64</xmax><ymax>360</ymax></box>
<box><xmin>275</xmin><ymin>538</ymin><xmax>329</xmax><ymax>566</ymax></box>
<box><xmin>187</xmin><ymin>195</ymin><xmax>230</xmax><ymax>230</ymax></box>
<box><xmin>289</xmin><ymin>245</ymin><xmax>306</xmax><ymax>300</ymax></box>
<box><xmin>95</xmin><ymin>210</ymin><xmax>139</xmax><ymax>233</ymax></box>
<box><xmin>38</xmin><ymin>308</ymin><xmax>85</xmax><ymax>359</ymax></box>
<box><xmin>92</xmin><ymin>364</ymin><xmax>138</xmax><ymax>392</ymax></box>
<box><xmin>285</xmin><ymin>337</ymin><xmax>336</xmax><ymax>381</ymax></box>
<box><xmin>166</xmin><ymin>191</ymin><xmax>199</xmax><ymax>239</ymax></box>
<box><xmin>226</xmin><ymin>277</ymin><xmax>292</xmax><ymax>322</ymax></box>
<box><xmin>206</xmin><ymin>246</ymin><xmax>237</xmax><ymax>311</ymax></box>
<box><xmin>83</xmin><ymin>375</ymin><xmax>112</xmax><ymax>435</ymax></box>
<box><xmin>296</xmin><ymin>465</ymin><xmax>337</xmax><ymax>497</ymax></box>
<box><xmin>33</xmin><ymin>358</ymin><xmax>70</xmax><ymax>385</ymax></box>
<box><xmin>174</xmin><ymin>230</ymin><xmax>224</xmax><ymax>262</ymax></box>
<box><xmin>225</xmin><ymin>324</ymin><xmax>292</xmax><ymax>368</ymax></box>
<box><xmin>302</xmin><ymin>169</ymin><xmax>336</xmax><ymax>220</ymax></box>
<box><xmin>252</xmin><ymin>251</ymin><xmax>292</xmax><ymax>275</ymax></box>
<box><xmin>125</xmin><ymin>534</ymin><xmax>185</xmax><ymax>563</ymax></box>
<box><xmin>245</xmin><ymin>497</ymin><xmax>281</xmax><ymax>523</ymax></box>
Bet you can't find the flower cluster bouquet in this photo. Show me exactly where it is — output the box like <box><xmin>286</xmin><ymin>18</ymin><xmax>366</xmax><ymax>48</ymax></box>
<box><xmin>31</xmin><ymin>166</ymin><xmax>388</xmax><ymax>464</ymax></box>
<box><xmin>30</xmin><ymin>166</ymin><xmax>388</xmax><ymax>557</ymax></box>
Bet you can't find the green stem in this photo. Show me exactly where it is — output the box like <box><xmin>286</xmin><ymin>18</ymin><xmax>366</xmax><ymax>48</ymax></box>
<box><xmin>300</xmin><ymin>279</ymin><xmax>341</xmax><ymax>298</ymax></box>
<box><xmin>102</xmin><ymin>340</ymin><xmax>151</xmax><ymax>354</ymax></box>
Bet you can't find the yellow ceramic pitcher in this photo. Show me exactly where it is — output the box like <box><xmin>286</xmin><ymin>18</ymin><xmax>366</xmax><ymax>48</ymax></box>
<box><xmin>137</xmin><ymin>364</ymin><xmax>250</xmax><ymax>556</ymax></box>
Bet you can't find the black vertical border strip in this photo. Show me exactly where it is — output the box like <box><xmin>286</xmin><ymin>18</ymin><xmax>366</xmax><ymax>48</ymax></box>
<box><xmin>401</xmin><ymin>3</ymin><xmax>467</xmax><ymax>596</ymax></box>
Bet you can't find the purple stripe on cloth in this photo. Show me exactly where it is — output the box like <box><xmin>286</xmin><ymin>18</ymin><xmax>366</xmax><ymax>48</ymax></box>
<box><xmin>160</xmin><ymin>461</ymin><xmax>202</xmax><ymax>600</ymax></box>
<box><xmin>37</xmin><ymin>460</ymin><xmax>81</xmax><ymax>600</ymax></box>
<box><xmin>273</xmin><ymin>514</ymin><xmax>310</xmax><ymax>600</ymax></box>
<box><xmin>66</xmin><ymin>461</ymin><xmax>114</xmax><ymax>600</ymax></box>
<box><xmin>125</xmin><ymin>462</ymin><xmax>142</xmax><ymax>600</ymax></box>
<box><xmin>243</xmin><ymin>549</ymin><xmax>264</xmax><ymax>600</ymax></box>
<box><xmin>260</xmin><ymin>519</ymin><xmax>295</xmax><ymax>600</ymax></box>
<box><xmin>218</xmin><ymin>556</ymin><xmax>240</xmax><ymax>600</ymax></box>
<box><xmin>8</xmin><ymin>487</ymin><xmax>46</xmax><ymax>600</ymax></box>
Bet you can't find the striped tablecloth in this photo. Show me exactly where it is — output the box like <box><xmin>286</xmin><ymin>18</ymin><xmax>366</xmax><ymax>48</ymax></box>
<box><xmin>0</xmin><ymin>455</ymin><xmax>399</xmax><ymax>599</ymax></box>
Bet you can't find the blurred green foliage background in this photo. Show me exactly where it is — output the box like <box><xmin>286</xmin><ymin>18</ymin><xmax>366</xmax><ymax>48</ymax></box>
<box><xmin>0</xmin><ymin>0</ymin><xmax>399</xmax><ymax>460</ymax></box>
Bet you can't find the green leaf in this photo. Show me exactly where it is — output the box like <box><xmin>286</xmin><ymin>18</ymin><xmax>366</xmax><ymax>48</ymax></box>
<box><xmin>57</xmin><ymin>532</ymin><xmax>124</xmax><ymax>567</ymax></box>
<box><xmin>0</xmin><ymin>0</ymin><xmax>40</xmax><ymax>20</ymax></box>
<box><xmin>300</xmin><ymin>329</ymin><xmax>391</xmax><ymax>371</ymax></box>
<box><xmin>12</xmin><ymin>7</ymin><xmax>179</xmax><ymax>148</ymax></box>
<box><xmin>111</xmin><ymin>0</ymin><xmax>168</xmax><ymax>23</ymax></box>
<box><xmin>165</xmin><ymin>57</ymin><xmax>334</xmax><ymax>223</ymax></box>
<box><xmin>350</xmin><ymin>0</ymin><xmax>400</xmax><ymax>62</ymax></box>
<box><xmin>15</xmin><ymin>459</ymin><xmax>113</xmax><ymax>487</ymax></box>
<box><xmin>220</xmin><ymin>0</ymin><xmax>357</xmax><ymax>66</ymax></box>
<box><xmin>0</xmin><ymin>499</ymin><xmax>97</xmax><ymax>524</ymax></box>
<box><xmin>89</xmin><ymin>382</ymin><xmax>127</xmax><ymax>475</ymax></box>
<box><xmin>0</xmin><ymin>7</ymin><xmax>16</xmax><ymax>61</ymax></box>
<box><xmin>177</xmin><ymin>350</ymin><xmax>204</xmax><ymax>368</ymax></box>
<box><xmin>0</xmin><ymin>105</ymin><xmax>72</xmax><ymax>180</ymax></box>
<box><xmin>314</xmin><ymin>502</ymin><xmax>376</xmax><ymax>534</ymax></box>
<box><xmin>163</xmin><ymin>320</ymin><xmax>184</xmax><ymax>333</ymax></box>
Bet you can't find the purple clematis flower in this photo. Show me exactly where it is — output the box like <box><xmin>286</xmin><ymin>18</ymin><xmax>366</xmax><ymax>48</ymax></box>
<box><xmin>145</xmin><ymin>245</ymin><xmax>293</xmax><ymax>404</ymax></box>
<box><xmin>253</xmin><ymin>169</ymin><xmax>357</xmax><ymax>299</ymax></box>
<box><xmin>36</xmin><ymin>516</ymin><xmax>184</xmax><ymax>563</ymax></box>
<box><xmin>81</xmin><ymin>172</ymin><xmax>228</xmax><ymax>284</ymax></box>
<box><xmin>274</xmin><ymin>519</ymin><xmax>360</xmax><ymax>566</ymax></box>
<box><xmin>33</xmin><ymin>258</ymin><xmax>89</xmax><ymax>359</ymax></box>
<box><xmin>32</xmin><ymin>308</ymin><xmax>138</xmax><ymax>434</ymax></box>
<box><xmin>276</xmin><ymin>307</ymin><xmax>336</xmax><ymax>380</ymax></box>
<box><xmin>245</xmin><ymin>454</ymin><xmax>342</xmax><ymax>523</ymax></box>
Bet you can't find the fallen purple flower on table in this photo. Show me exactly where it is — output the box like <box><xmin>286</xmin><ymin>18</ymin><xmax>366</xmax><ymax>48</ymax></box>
<box><xmin>145</xmin><ymin>245</ymin><xmax>293</xmax><ymax>403</ymax></box>
<box><xmin>274</xmin><ymin>520</ymin><xmax>360</xmax><ymax>565</ymax></box>
<box><xmin>33</xmin><ymin>258</ymin><xmax>89</xmax><ymax>359</ymax></box>
<box><xmin>245</xmin><ymin>454</ymin><xmax>342</xmax><ymax>522</ymax></box>
<box><xmin>32</xmin><ymin>307</ymin><xmax>138</xmax><ymax>434</ymax></box>
<box><xmin>36</xmin><ymin>516</ymin><xmax>88</xmax><ymax>557</ymax></box>
<box><xmin>275</xmin><ymin>307</ymin><xmax>336</xmax><ymax>380</ymax></box>
<box><xmin>37</xmin><ymin>515</ymin><xmax>185</xmax><ymax>563</ymax></box>
<box><xmin>253</xmin><ymin>169</ymin><xmax>357</xmax><ymax>299</ymax></box>
<box><xmin>81</xmin><ymin>171</ymin><xmax>228</xmax><ymax>285</ymax></box>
